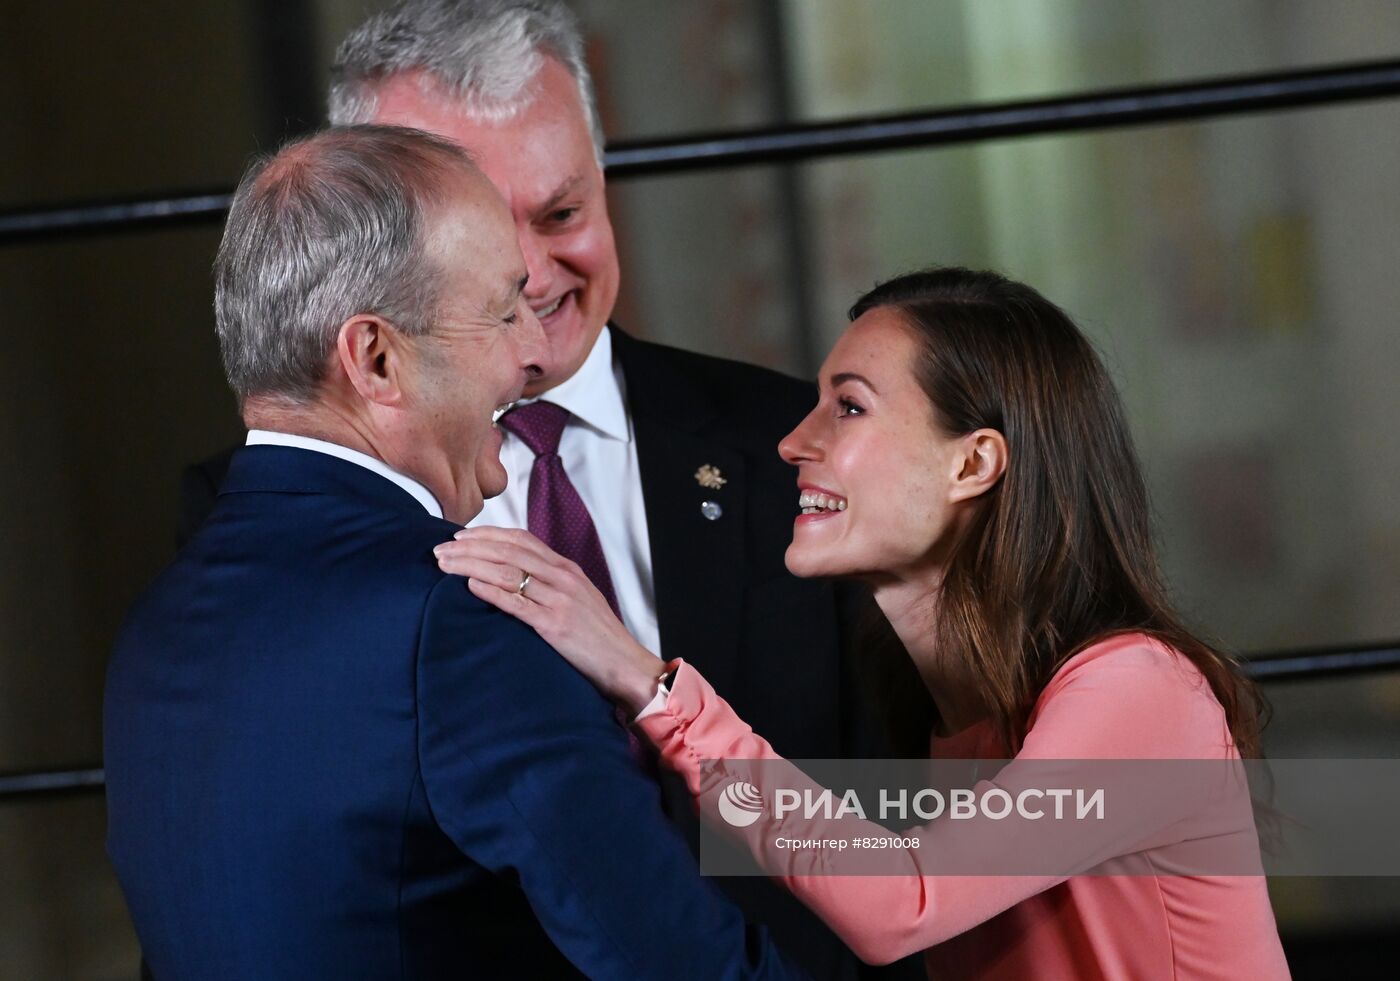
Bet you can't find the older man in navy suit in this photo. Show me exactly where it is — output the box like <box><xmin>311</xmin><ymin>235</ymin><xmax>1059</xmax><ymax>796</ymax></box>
<box><xmin>176</xmin><ymin>12</ymin><xmax>909</xmax><ymax>973</ymax></box>
<box><xmin>104</xmin><ymin>125</ymin><xmax>805</xmax><ymax>980</ymax></box>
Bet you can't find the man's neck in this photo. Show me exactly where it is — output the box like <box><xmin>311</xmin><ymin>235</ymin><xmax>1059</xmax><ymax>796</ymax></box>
<box><xmin>243</xmin><ymin>398</ymin><xmax>377</xmax><ymax>459</ymax></box>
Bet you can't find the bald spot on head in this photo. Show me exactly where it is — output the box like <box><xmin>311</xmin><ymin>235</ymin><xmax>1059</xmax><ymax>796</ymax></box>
<box><xmin>251</xmin><ymin>125</ymin><xmax>479</xmax><ymax>220</ymax></box>
<box><xmin>215</xmin><ymin>124</ymin><xmax>504</xmax><ymax>407</ymax></box>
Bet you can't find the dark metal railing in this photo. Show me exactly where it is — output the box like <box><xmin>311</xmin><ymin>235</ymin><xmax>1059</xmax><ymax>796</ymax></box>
<box><xmin>0</xmin><ymin>767</ymin><xmax>106</xmax><ymax>800</ymax></box>
<box><xmin>602</xmin><ymin>57</ymin><xmax>1400</xmax><ymax>174</ymax></box>
<box><xmin>1241</xmin><ymin>641</ymin><xmax>1400</xmax><ymax>682</ymax></box>
<box><xmin>4</xmin><ymin>59</ymin><xmax>1400</xmax><ymax>246</ymax></box>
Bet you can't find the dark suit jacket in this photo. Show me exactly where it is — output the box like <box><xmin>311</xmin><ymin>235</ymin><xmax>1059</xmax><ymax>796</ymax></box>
<box><xmin>108</xmin><ymin>445</ymin><xmax>808</xmax><ymax>980</ymax></box>
<box><xmin>175</xmin><ymin>331</ymin><xmax>919</xmax><ymax>980</ymax></box>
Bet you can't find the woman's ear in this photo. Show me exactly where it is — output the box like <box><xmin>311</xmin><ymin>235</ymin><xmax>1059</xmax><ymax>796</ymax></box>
<box><xmin>949</xmin><ymin>428</ymin><xmax>1007</xmax><ymax>503</ymax></box>
<box><xmin>336</xmin><ymin>314</ymin><xmax>407</xmax><ymax>406</ymax></box>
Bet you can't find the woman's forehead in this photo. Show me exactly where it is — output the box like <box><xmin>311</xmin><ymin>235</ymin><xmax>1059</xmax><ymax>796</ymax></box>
<box><xmin>820</xmin><ymin>310</ymin><xmax>918</xmax><ymax>383</ymax></box>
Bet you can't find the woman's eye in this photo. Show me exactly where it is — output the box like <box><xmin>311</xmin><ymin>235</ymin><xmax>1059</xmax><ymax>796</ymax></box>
<box><xmin>837</xmin><ymin>396</ymin><xmax>864</xmax><ymax>417</ymax></box>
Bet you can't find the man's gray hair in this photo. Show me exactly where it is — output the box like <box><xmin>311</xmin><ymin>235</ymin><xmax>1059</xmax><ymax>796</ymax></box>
<box><xmin>214</xmin><ymin>124</ymin><xmax>474</xmax><ymax>405</ymax></box>
<box><xmin>329</xmin><ymin>0</ymin><xmax>603</xmax><ymax>167</ymax></box>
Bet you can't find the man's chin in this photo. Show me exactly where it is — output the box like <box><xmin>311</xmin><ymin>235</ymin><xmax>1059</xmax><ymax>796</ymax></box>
<box><xmin>478</xmin><ymin>479</ymin><xmax>507</xmax><ymax>503</ymax></box>
<box><xmin>477</xmin><ymin>462</ymin><xmax>509</xmax><ymax>502</ymax></box>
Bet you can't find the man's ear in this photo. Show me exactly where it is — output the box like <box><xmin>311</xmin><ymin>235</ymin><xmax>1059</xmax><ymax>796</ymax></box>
<box><xmin>336</xmin><ymin>314</ymin><xmax>408</xmax><ymax>406</ymax></box>
<box><xmin>948</xmin><ymin>428</ymin><xmax>1008</xmax><ymax>503</ymax></box>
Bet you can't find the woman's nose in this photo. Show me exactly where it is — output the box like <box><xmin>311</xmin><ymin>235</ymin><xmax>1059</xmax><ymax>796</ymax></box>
<box><xmin>778</xmin><ymin>406</ymin><xmax>823</xmax><ymax>465</ymax></box>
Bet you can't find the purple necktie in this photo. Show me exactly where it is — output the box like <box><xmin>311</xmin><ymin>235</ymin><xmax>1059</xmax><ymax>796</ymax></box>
<box><xmin>498</xmin><ymin>401</ymin><xmax>620</xmax><ymax>615</ymax></box>
<box><xmin>500</xmin><ymin>402</ymin><xmax>651</xmax><ymax>764</ymax></box>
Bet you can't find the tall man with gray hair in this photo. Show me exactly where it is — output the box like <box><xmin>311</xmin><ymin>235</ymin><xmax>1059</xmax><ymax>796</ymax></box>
<box><xmin>177</xmin><ymin>4</ymin><xmax>902</xmax><ymax>977</ymax></box>
<box><xmin>110</xmin><ymin>125</ymin><xmax>807</xmax><ymax>980</ymax></box>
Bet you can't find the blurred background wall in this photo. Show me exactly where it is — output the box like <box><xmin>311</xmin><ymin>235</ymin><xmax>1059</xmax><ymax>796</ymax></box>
<box><xmin>1</xmin><ymin>1</ymin><xmax>1396</xmax><ymax>976</ymax></box>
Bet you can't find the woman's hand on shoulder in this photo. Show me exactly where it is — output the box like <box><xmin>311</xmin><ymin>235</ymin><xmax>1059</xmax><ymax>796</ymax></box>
<box><xmin>434</xmin><ymin>526</ymin><xmax>662</xmax><ymax>714</ymax></box>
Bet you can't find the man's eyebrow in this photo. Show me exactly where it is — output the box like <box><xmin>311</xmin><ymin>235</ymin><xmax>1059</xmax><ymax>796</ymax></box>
<box><xmin>830</xmin><ymin>371</ymin><xmax>878</xmax><ymax>394</ymax></box>
<box><xmin>538</xmin><ymin>175</ymin><xmax>584</xmax><ymax>214</ymax></box>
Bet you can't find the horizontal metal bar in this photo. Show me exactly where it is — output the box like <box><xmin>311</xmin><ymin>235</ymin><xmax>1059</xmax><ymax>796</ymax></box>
<box><xmin>4</xmin><ymin>58</ymin><xmax>1400</xmax><ymax>246</ymax></box>
<box><xmin>604</xmin><ymin>58</ymin><xmax>1400</xmax><ymax>176</ymax></box>
<box><xmin>0</xmin><ymin>192</ymin><xmax>233</xmax><ymax>246</ymax></box>
<box><xmin>2</xmin><ymin>639</ymin><xmax>1396</xmax><ymax>801</ymax></box>
<box><xmin>0</xmin><ymin>767</ymin><xmax>105</xmax><ymax>799</ymax></box>
<box><xmin>1243</xmin><ymin>643</ymin><xmax>1400</xmax><ymax>682</ymax></box>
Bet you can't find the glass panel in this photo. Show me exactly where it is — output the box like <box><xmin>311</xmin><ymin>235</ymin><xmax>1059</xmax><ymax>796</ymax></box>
<box><xmin>1263</xmin><ymin>674</ymin><xmax>1400</xmax><ymax>758</ymax></box>
<box><xmin>0</xmin><ymin>796</ymin><xmax>140</xmax><ymax>979</ymax></box>
<box><xmin>0</xmin><ymin>1</ymin><xmax>262</xmax><ymax>208</ymax></box>
<box><xmin>587</xmin><ymin>0</ymin><xmax>1400</xmax><ymax>138</ymax></box>
<box><xmin>1262</xmin><ymin>673</ymin><xmax>1400</xmax><ymax>942</ymax></box>
<box><xmin>0</xmin><ymin>227</ymin><xmax>242</xmax><ymax>772</ymax></box>
<box><xmin>781</xmin><ymin>0</ymin><xmax>1400</xmax><ymax>124</ymax></box>
<box><xmin>606</xmin><ymin>167</ymin><xmax>813</xmax><ymax>377</ymax></box>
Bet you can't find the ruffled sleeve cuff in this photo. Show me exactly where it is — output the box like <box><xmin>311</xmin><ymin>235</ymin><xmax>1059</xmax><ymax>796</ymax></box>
<box><xmin>634</xmin><ymin>660</ymin><xmax>774</xmax><ymax>798</ymax></box>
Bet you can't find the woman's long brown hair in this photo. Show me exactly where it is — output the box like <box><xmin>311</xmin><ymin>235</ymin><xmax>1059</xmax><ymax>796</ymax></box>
<box><xmin>852</xmin><ymin>268</ymin><xmax>1268</xmax><ymax>758</ymax></box>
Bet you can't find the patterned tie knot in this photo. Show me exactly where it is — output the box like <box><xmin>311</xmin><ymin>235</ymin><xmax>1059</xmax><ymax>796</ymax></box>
<box><xmin>500</xmin><ymin>401</ymin><xmax>570</xmax><ymax>457</ymax></box>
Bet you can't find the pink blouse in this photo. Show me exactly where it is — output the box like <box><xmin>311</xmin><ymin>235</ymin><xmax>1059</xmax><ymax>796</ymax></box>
<box><xmin>636</xmin><ymin>632</ymin><xmax>1290</xmax><ymax>979</ymax></box>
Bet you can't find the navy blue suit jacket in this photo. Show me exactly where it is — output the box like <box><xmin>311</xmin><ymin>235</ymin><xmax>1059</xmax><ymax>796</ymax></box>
<box><xmin>105</xmin><ymin>445</ymin><xmax>806</xmax><ymax>980</ymax></box>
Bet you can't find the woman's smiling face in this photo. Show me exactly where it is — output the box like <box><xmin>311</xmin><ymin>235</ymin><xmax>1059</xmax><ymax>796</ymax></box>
<box><xmin>779</xmin><ymin>307</ymin><xmax>987</xmax><ymax>583</ymax></box>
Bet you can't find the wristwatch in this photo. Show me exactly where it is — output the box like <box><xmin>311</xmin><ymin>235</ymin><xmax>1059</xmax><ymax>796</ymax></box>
<box><xmin>657</xmin><ymin>658</ymin><xmax>682</xmax><ymax>695</ymax></box>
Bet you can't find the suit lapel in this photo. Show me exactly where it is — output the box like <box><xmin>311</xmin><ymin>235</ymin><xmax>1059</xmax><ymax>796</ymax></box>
<box><xmin>631</xmin><ymin>416</ymin><xmax>745</xmax><ymax>696</ymax></box>
<box><xmin>614</xmin><ymin>329</ymin><xmax>745</xmax><ymax>698</ymax></box>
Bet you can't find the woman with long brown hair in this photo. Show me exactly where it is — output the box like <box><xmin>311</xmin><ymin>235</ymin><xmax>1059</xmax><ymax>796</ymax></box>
<box><xmin>436</xmin><ymin>267</ymin><xmax>1289</xmax><ymax>978</ymax></box>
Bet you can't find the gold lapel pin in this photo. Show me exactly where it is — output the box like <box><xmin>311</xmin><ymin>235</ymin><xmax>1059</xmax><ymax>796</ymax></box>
<box><xmin>694</xmin><ymin>464</ymin><xmax>727</xmax><ymax>490</ymax></box>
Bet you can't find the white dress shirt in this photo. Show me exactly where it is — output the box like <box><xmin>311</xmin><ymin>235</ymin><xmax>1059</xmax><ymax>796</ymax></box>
<box><xmin>245</xmin><ymin>430</ymin><xmax>443</xmax><ymax>518</ymax></box>
<box><xmin>468</xmin><ymin>326</ymin><xmax>663</xmax><ymax>660</ymax></box>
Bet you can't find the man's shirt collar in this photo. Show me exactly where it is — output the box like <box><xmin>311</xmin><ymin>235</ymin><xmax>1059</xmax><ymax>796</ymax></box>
<box><xmin>245</xmin><ymin>430</ymin><xmax>444</xmax><ymax>518</ymax></box>
<box><xmin>516</xmin><ymin>326</ymin><xmax>629</xmax><ymax>442</ymax></box>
